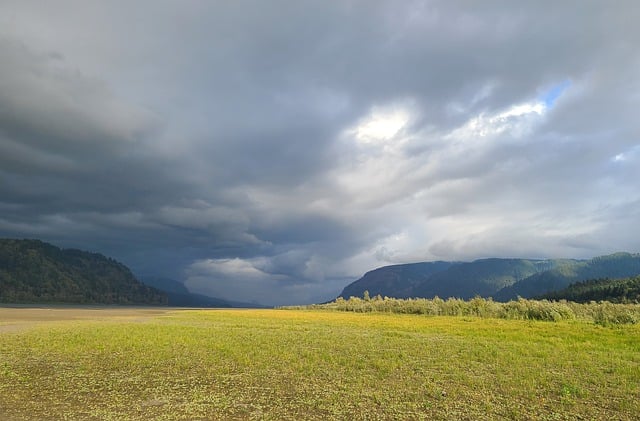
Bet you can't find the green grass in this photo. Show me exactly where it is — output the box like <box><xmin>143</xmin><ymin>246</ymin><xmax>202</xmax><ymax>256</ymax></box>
<box><xmin>1</xmin><ymin>309</ymin><xmax>639</xmax><ymax>420</ymax></box>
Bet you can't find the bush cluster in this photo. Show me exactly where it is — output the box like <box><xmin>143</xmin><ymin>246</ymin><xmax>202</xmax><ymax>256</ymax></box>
<box><xmin>293</xmin><ymin>293</ymin><xmax>639</xmax><ymax>325</ymax></box>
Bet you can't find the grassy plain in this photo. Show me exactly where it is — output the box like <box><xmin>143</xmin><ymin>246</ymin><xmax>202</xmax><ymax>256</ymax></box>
<box><xmin>0</xmin><ymin>307</ymin><xmax>638</xmax><ymax>420</ymax></box>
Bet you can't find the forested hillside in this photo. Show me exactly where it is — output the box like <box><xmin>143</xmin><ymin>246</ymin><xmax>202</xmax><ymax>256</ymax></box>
<box><xmin>339</xmin><ymin>261</ymin><xmax>454</xmax><ymax>299</ymax></box>
<box><xmin>0</xmin><ymin>239</ymin><xmax>167</xmax><ymax>305</ymax></box>
<box><xmin>338</xmin><ymin>253</ymin><xmax>640</xmax><ymax>301</ymax></box>
<box><xmin>539</xmin><ymin>276</ymin><xmax>640</xmax><ymax>303</ymax></box>
<box><xmin>495</xmin><ymin>253</ymin><xmax>640</xmax><ymax>300</ymax></box>
<box><xmin>411</xmin><ymin>258</ymin><xmax>556</xmax><ymax>300</ymax></box>
<box><xmin>339</xmin><ymin>257</ymin><xmax>566</xmax><ymax>300</ymax></box>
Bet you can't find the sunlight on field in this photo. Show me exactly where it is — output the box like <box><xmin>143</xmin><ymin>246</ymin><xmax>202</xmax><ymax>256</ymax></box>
<box><xmin>0</xmin><ymin>308</ymin><xmax>638</xmax><ymax>420</ymax></box>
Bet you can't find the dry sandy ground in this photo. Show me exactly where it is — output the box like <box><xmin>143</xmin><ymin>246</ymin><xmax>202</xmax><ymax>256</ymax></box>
<box><xmin>0</xmin><ymin>306</ymin><xmax>179</xmax><ymax>333</ymax></box>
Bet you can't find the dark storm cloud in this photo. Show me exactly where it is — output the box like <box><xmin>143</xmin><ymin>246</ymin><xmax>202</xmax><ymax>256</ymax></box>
<box><xmin>0</xmin><ymin>38</ymin><xmax>169</xmax><ymax>207</ymax></box>
<box><xmin>0</xmin><ymin>36</ymin><xmax>259</xmax><ymax>274</ymax></box>
<box><xmin>1</xmin><ymin>1</ymin><xmax>639</xmax><ymax>305</ymax></box>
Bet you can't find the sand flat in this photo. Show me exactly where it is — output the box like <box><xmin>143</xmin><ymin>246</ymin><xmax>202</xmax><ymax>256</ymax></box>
<box><xmin>0</xmin><ymin>306</ymin><xmax>179</xmax><ymax>332</ymax></box>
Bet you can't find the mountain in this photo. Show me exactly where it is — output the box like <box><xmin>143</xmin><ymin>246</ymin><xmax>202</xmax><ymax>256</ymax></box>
<box><xmin>495</xmin><ymin>252</ymin><xmax>640</xmax><ymax>300</ymax></box>
<box><xmin>339</xmin><ymin>261</ymin><xmax>454</xmax><ymax>299</ymax></box>
<box><xmin>338</xmin><ymin>253</ymin><xmax>640</xmax><ymax>301</ymax></box>
<box><xmin>538</xmin><ymin>275</ymin><xmax>640</xmax><ymax>303</ymax></box>
<box><xmin>139</xmin><ymin>276</ymin><xmax>270</xmax><ymax>308</ymax></box>
<box><xmin>139</xmin><ymin>276</ymin><xmax>232</xmax><ymax>308</ymax></box>
<box><xmin>0</xmin><ymin>239</ymin><xmax>167</xmax><ymax>305</ymax></box>
<box><xmin>411</xmin><ymin>258</ymin><xmax>558</xmax><ymax>300</ymax></box>
<box><xmin>139</xmin><ymin>276</ymin><xmax>190</xmax><ymax>295</ymax></box>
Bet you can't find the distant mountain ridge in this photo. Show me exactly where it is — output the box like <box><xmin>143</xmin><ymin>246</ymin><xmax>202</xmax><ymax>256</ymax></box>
<box><xmin>339</xmin><ymin>252</ymin><xmax>640</xmax><ymax>301</ymax></box>
<box><xmin>139</xmin><ymin>276</ymin><xmax>269</xmax><ymax>308</ymax></box>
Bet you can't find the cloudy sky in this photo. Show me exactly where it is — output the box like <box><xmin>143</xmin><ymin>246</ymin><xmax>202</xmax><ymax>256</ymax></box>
<box><xmin>1</xmin><ymin>1</ymin><xmax>639</xmax><ymax>305</ymax></box>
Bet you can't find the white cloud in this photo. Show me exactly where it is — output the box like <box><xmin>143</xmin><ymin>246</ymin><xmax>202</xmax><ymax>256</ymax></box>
<box><xmin>184</xmin><ymin>256</ymin><xmax>343</xmax><ymax>306</ymax></box>
<box><xmin>351</xmin><ymin>106</ymin><xmax>411</xmax><ymax>145</ymax></box>
<box><xmin>445</xmin><ymin>101</ymin><xmax>546</xmax><ymax>142</ymax></box>
<box><xmin>185</xmin><ymin>257</ymin><xmax>283</xmax><ymax>301</ymax></box>
<box><xmin>612</xmin><ymin>145</ymin><xmax>640</xmax><ymax>163</ymax></box>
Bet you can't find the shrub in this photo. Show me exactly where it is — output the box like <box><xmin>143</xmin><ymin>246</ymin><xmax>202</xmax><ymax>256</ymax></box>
<box><xmin>295</xmin><ymin>295</ymin><xmax>640</xmax><ymax>325</ymax></box>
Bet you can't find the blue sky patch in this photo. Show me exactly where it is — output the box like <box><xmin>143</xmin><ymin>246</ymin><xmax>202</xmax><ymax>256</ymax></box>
<box><xmin>540</xmin><ymin>80</ymin><xmax>572</xmax><ymax>107</ymax></box>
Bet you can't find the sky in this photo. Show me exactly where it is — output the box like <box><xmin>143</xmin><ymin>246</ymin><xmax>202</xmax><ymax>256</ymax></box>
<box><xmin>1</xmin><ymin>1</ymin><xmax>639</xmax><ymax>306</ymax></box>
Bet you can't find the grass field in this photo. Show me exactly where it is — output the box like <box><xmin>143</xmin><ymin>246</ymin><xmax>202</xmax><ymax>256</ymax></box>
<box><xmin>0</xmin><ymin>307</ymin><xmax>638</xmax><ymax>420</ymax></box>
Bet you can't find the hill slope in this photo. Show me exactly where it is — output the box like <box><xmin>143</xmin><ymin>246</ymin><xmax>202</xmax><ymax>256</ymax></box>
<box><xmin>338</xmin><ymin>253</ymin><xmax>640</xmax><ymax>301</ymax></box>
<box><xmin>495</xmin><ymin>253</ymin><xmax>640</xmax><ymax>300</ymax></box>
<box><xmin>0</xmin><ymin>239</ymin><xmax>167</xmax><ymax>305</ymax></box>
<box><xmin>411</xmin><ymin>258</ymin><xmax>558</xmax><ymax>300</ymax></box>
<box><xmin>538</xmin><ymin>275</ymin><xmax>640</xmax><ymax>303</ymax></box>
<box><xmin>339</xmin><ymin>261</ymin><xmax>454</xmax><ymax>299</ymax></box>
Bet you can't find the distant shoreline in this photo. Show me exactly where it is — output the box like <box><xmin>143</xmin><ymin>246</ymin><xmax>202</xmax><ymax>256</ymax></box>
<box><xmin>0</xmin><ymin>303</ymin><xmax>238</xmax><ymax>310</ymax></box>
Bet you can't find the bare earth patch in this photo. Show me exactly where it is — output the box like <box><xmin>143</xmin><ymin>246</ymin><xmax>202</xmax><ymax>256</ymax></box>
<box><xmin>0</xmin><ymin>306</ymin><xmax>178</xmax><ymax>333</ymax></box>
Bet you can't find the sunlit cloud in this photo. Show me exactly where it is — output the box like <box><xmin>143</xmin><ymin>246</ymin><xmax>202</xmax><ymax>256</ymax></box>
<box><xmin>446</xmin><ymin>100</ymin><xmax>546</xmax><ymax>142</ymax></box>
<box><xmin>350</xmin><ymin>106</ymin><xmax>412</xmax><ymax>145</ymax></box>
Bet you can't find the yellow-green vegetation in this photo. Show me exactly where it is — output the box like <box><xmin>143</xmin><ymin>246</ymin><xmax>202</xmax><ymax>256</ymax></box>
<box><xmin>1</xmin><ymin>308</ymin><xmax>639</xmax><ymax>420</ymax></box>
<box><xmin>303</xmin><ymin>295</ymin><xmax>640</xmax><ymax>325</ymax></box>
